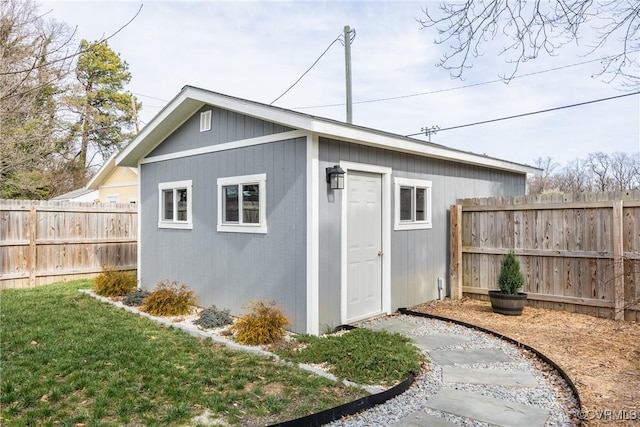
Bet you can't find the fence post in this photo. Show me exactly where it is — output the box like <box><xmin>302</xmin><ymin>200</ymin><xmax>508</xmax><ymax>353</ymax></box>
<box><xmin>450</xmin><ymin>204</ymin><xmax>463</xmax><ymax>300</ymax></box>
<box><xmin>612</xmin><ymin>200</ymin><xmax>624</xmax><ymax>320</ymax></box>
<box><xmin>28</xmin><ymin>204</ymin><xmax>37</xmax><ymax>288</ymax></box>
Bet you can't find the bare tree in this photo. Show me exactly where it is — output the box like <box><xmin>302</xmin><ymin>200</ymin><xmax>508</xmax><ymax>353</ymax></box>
<box><xmin>419</xmin><ymin>1</ymin><xmax>640</xmax><ymax>87</ymax></box>
<box><xmin>528</xmin><ymin>151</ymin><xmax>640</xmax><ymax>195</ymax></box>
<box><xmin>586</xmin><ymin>152</ymin><xmax>613</xmax><ymax>191</ymax></box>
<box><xmin>609</xmin><ymin>152</ymin><xmax>640</xmax><ymax>190</ymax></box>
<box><xmin>555</xmin><ymin>158</ymin><xmax>592</xmax><ymax>193</ymax></box>
<box><xmin>0</xmin><ymin>0</ymin><xmax>143</xmax><ymax>198</ymax></box>
<box><xmin>528</xmin><ymin>156</ymin><xmax>560</xmax><ymax>194</ymax></box>
<box><xmin>0</xmin><ymin>0</ymin><xmax>75</xmax><ymax>198</ymax></box>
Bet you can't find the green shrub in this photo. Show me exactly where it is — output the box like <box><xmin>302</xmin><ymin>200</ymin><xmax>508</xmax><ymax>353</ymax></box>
<box><xmin>498</xmin><ymin>251</ymin><xmax>524</xmax><ymax>295</ymax></box>
<box><xmin>193</xmin><ymin>305</ymin><xmax>233</xmax><ymax>329</ymax></box>
<box><xmin>275</xmin><ymin>328</ymin><xmax>423</xmax><ymax>386</ymax></box>
<box><xmin>140</xmin><ymin>281</ymin><xmax>197</xmax><ymax>316</ymax></box>
<box><xmin>93</xmin><ymin>268</ymin><xmax>137</xmax><ymax>297</ymax></box>
<box><xmin>123</xmin><ymin>289</ymin><xmax>150</xmax><ymax>307</ymax></box>
<box><xmin>231</xmin><ymin>300</ymin><xmax>289</xmax><ymax>345</ymax></box>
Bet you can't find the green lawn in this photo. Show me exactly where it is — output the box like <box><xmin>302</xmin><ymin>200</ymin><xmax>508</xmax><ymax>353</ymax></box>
<box><xmin>0</xmin><ymin>281</ymin><xmax>365</xmax><ymax>426</ymax></box>
<box><xmin>274</xmin><ymin>328</ymin><xmax>423</xmax><ymax>387</ymax></box>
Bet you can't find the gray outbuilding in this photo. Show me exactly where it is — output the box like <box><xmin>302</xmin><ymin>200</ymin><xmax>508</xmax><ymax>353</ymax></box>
<box><xmin>116</xmin><ymin>86</ymin><xmax>540</xmax><ymax>334</ymax></box>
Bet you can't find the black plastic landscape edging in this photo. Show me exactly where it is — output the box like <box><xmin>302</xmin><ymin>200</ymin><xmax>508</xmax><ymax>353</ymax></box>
<box><xmin>268</xmin><ymin>372</ymin><xmax>415</xmax><ymax>427</ymax></box>
<box><xmin>398</xmin><ymin>307</ymin><xmax>583</xmax><ymax>426</ymax></box>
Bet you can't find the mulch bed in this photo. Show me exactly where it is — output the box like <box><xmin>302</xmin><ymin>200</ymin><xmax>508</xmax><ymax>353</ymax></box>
<box><xmin>410</xmin><ymin>298</ymin><xmax>640</xmax><ymax>427</ymax></box>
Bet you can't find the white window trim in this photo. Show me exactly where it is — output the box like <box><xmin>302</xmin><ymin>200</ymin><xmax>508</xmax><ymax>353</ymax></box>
<box><xmin>158</xmin><ymin>180</ymin><xmax>193</xmax><ymax>229</ymax></box>
<box><xmin>200</xmin><ymin>110</ymin><xmax>212</xmax><ymax>132</ymax></box>
<box><xmin>394</xmin><ymin>177</ymin><xmax>432</xmax><ymax>230</ymax></box>
<box><xmin>217</xmin><ymin>173</ymin><xmax>267</xmax><ymax>234</ymax></box>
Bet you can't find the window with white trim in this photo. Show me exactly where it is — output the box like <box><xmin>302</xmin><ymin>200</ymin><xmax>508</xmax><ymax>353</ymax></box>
<box><xmin>158</xmin><ymin>180</ymin><xmax>192</xmax><ymax>229</ymax></box>
<box><xmin>217</xmin><ymin>174</ymin><xmax>267</xmax><ymax>234</ymax></box>
<box><xmin>200</xmin><ymin>110</ymin><xmax>212</xmax><ymax>132</ymax></box>
<box><xmin>394</xmin><ymin>177</ymin><xmax>432</xmax><ymax>230</ymax></box>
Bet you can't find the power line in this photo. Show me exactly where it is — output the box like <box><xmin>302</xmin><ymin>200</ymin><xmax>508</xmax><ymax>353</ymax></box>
<box><xmin>132</xmin><ymin>92</ymin><xmax>168</xmax><ymax>103</ymax></box>
<box><xmin>405</xmin><ymin>91</ymin><xmax>640</xmax><ymax>137</ymax></box>
<box><xmin>0</xmin><ymin>5</ymin><xmax>143</xmax><ymax>77</ymax></box>
<box><xmin>270</xmin><ymin>35</ymin><xmax>343</xmax><ymax>105</ymax></box>
<box><xmin>291</xmin><ymin>55</ymin><xmax>636</xmax><ymax>110</ymax></box>
<box><xmin>138</xmin><ymin>104</ymin><xmax>165</xmax><ymax>110</ymax></box>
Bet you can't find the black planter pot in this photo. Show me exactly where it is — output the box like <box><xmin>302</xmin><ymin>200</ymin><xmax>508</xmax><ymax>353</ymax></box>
<box><xmin>488</xmin><ymin>290</ymin><xmax>527</xmax><ymax>316</ymax></box>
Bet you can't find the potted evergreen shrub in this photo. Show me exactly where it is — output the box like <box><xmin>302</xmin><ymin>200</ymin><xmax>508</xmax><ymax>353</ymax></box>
<box><xmin>489</xmin><ymin>251</ymin><xmax>527</xmax><ymax>315</ymax></box>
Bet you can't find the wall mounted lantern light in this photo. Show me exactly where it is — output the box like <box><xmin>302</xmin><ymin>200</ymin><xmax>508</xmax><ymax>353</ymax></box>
<box><xmin>326</xmin><ymin>165</ymin><xmax>346</xmax><ymax>190</ymax></box>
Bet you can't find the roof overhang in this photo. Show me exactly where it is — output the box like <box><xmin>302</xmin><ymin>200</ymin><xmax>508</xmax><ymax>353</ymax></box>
<box><xmin>116</xmin><ymin>85</ymin><xmax>541</xmax><ymax>175</ymax></box>
<box><xmin>308</xmin><ymin>121</ymin><xmax>541</xmax><ymax>175</ymax></box>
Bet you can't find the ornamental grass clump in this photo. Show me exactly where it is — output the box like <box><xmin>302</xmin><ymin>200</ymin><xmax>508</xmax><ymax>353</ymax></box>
<box><xmin>232</xmin><ymin>300</ymin><xmax>289</xmax><ymax>345</ymax></box>
<box><xmin>193</xmin><ymin>305</ymin><xmax>233</xmax><ymax>329</ymax></box>
<box><xmin>498</xmin><ymin>251</ymin><xmax>524</xmax><ymax>295</ymax></box>
<box><xmin>141</xmin><ymin>280</ymin><xmax>197</xmax><ymax>316</ymax></box>
<box><xmin>93</xmin><ymin>268</ymin><xmax>137</xmax><ymax>297</ymax></box>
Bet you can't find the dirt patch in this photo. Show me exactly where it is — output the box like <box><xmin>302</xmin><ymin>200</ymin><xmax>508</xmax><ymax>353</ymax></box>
<box><xmin>411</xmin><ymin>298</ymin><xmax>640</xmax><ymax>427</ymax></box>
<box><xmin>262</xmin><ymin>382</ymin><xmax>285</xmax><ymax>396</ymax></box>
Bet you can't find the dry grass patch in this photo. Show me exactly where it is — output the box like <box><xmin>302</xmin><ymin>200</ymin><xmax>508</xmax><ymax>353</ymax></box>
<box><xmin>411</xmin><ymin>298</ymin><xmax>640</xmax><ymax>427</ymax></box>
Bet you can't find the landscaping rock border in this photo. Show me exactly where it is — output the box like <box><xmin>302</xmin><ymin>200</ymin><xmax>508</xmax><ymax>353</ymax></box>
<box><xmin>81</xmin><ymin>290</ymin><xmax>580</xmax><ymax>426</ymax></box>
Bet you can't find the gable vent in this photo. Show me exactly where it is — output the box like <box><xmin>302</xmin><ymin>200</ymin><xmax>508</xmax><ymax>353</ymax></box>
<box><xmin>200</xmin><ymin>110</ymin><xmax>212</xmax><ymax>132</ymax></box>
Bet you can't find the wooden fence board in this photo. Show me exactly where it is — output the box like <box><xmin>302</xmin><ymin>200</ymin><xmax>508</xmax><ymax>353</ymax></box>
<box><xmin>453</xmin><ymin>191</ymin><xmax>640</xmax><ymax>321</ymax></box>
<box><xmin>449</xmin><ymin>204</ymin><xmax>462</xmax><ymax>299</ymax></box>
<box><xmin>0</xmin><ymin>199</ymin><xmax>137</xmax><ymax>289</ymax></box>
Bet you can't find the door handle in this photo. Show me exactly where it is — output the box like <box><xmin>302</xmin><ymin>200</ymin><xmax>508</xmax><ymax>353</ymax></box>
<box><xmin>377</xmin><ymin>250</ymin><xmax>383</xmax><ymax>257</ymax></box>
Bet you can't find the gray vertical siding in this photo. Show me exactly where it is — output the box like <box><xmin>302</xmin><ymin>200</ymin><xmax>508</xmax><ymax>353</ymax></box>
<box><xmin>318</xmin><ymin>137</ymin><xmax>525</xmax><ymax>328</ymax></box>
<box><xmin>147</xmin><ymin>105</ymin><xmax>294</xmax><ymax>157</ymax></box>
<box><xmin>140</xmin><ymin>137</ymin><xmax>307</xmax><ymax>332</ymax></box>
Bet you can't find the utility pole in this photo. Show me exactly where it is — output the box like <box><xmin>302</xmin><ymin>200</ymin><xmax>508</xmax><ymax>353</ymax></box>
<box><xmin>343</xmin><ymin>25</ymin><xmax>355</xmax><ymax>124</ymax></box>
<box><xmin>422</xmin><ymin>125</ymin><xmax>440</xmax><ymax>142</ymax></box>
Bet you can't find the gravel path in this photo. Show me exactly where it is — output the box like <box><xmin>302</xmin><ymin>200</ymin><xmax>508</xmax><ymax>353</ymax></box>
<box><xmin>327</xmin><ymin>314</ymin><xmax>580</xmax><ymax>427</ymax></box>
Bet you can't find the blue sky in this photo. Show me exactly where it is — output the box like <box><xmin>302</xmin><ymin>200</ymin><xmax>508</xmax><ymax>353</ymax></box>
<box><xmin>44</xmin><ymin>0</ymin><xmax>639</xmax><ymax>167</ymax></box>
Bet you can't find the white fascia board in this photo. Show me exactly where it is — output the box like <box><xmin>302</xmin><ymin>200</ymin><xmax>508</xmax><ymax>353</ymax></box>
<box><xmin>309</xmin><ymin>120</ymin><xmax>541</xmax><ymax>175</ymax></box>
<box><xmin>190</xmin><ymin>87</ymin><xmax>315</xmax><ymax>131</ymax></box>
<box><xmin>116</xmin><ymin>87</ymin><xmax>314</xmax><ymax>167</ymax></box>
<box><xmin>116</xmin><ymin>85</ymin><xmax>540</xmax><ymax>175</ymax></box>
<box><xmin>116</xmin><ymin>90</ymin><xmax>204</xmax><ymax>167</ymax></box>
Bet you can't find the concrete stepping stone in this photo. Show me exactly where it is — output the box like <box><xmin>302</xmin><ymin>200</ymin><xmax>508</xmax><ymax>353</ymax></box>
<box><xmin>428</xmin><ymin>348</ymin><xmax>512</xmax><ymax>365</ymax></box>
<box><xmin>425</xmin><ymin>388</ymin><xmax>550</xmax><ymax>427</ymax></box>
<box><xmin>388</xmin><ymin>411</ymin><xmax>458</xmax><ymax>427</ymax></box>
<box><xmin>409</xmin><ymin>333</ymin><xmax>471</xmax><ymax>351</ymax></box>
<box><xmin>366</xmin><ymin>317</ymin><xmax>417</xmax><ymax>334</ymax></box>
<box><xmin>442</xmin><ymin>366</ymin><xmax>540</xmax><ymax>387</ymax></box>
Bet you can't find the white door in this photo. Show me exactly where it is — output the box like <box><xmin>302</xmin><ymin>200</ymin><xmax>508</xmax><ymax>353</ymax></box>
<box><xmin>346</xmin><ymin>170</ymin><xmax>383</xmax><ymax>322</ymax></box>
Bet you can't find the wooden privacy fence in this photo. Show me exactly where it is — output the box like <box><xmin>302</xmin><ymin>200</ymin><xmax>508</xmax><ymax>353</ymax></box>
<box><xmin>450</xmin><ymin>190</ymin><xmax>640</xmax><ymax>321</ymax></box>
<box><xmin>1</xmin><ymin>199</ymin><xmax>137</xmax><ymax>289</ymax></box>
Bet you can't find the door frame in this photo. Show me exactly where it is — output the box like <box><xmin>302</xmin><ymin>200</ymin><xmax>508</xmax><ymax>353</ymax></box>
<box><xmin>340</xmin><ymin>161</ymin><xmax>392</xmax><ymax>324</ymax></box>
